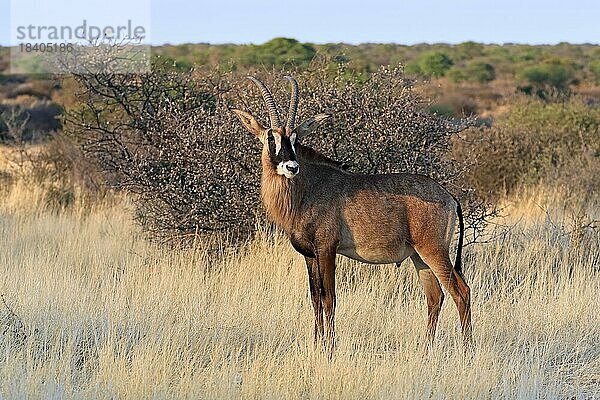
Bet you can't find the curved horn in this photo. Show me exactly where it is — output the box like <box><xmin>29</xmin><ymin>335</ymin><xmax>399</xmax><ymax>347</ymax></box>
<box><xmin>284</xmin><ymin>76</ymin><xmax>300</xmax><ymax>131</ymax></box>
<box><xmin>246</xmin><ymin>76</ymin><xmax>281</xmax><ymax>128</ymax></box>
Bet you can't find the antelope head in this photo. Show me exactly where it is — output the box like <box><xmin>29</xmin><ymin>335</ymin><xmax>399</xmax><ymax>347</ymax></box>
<box><xmin>233</xmin><ymin>76</ymin><xmax>330</xmax><ymax>179</ymax></box>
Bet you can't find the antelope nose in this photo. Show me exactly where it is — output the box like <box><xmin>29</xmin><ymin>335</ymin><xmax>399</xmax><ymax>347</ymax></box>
<box><xmin>286</xmin><ymin>164</ymin><xmax>299</xmax><ymax>174</ymax></box>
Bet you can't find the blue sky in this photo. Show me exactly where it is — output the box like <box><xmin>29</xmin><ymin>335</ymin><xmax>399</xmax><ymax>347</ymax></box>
<box><xmin>1</xmin><ymin>0</ymin><xmax>598</xmax><ymax>46</ymax></box>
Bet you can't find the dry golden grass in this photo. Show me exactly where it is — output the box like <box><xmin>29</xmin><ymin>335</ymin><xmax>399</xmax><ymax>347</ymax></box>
<box><xmin>0</xmin><ymin>179</ymin><xmax>599</xmax><ymax>399</ymax></box>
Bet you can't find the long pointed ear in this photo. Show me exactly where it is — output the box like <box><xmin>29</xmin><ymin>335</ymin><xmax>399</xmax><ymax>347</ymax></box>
<box><xmin>232</xmin><ymin>109</ymin><xmax>268</xmax><ymax>141</ymax></box>
<box><xmin>294</xmin><ymin>114</ymin><xmax>330</xmax><ymax>139</ymax></box>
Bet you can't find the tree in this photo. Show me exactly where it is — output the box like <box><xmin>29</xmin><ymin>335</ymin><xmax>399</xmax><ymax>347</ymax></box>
<box><xmin>518</xmin><ymin>61</ymin><xmax>575</xmax><ymax>90</ymax></box>
<box><xmin>406</xmin><ymin>51</ymin><xmax>453</xmax><ymax>78</ymax></box>
<box><xmin>449</xmin><ymin>62</ymin><xmax>496</xmax><ymax>84</ymax></box>
<box><xmin>242</xmin><ymin>37</ymin><xmax>316</xmax><ymax>67</ymax></box>
<box><xmin>589</xmin><ymin>59</ymin><xmax>600</xmax><ymax>84</ymax></box>
<box><xmin>454</xmin><ymin>41</ymin><xmax>484</xmax><ymax>60</ymax></box>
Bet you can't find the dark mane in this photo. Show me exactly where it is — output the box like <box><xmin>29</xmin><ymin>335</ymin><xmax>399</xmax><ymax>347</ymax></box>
<box><xmin>296</xmin><ymin>144</ymin><xmax>347</xmax><ymax>170</ymax></box>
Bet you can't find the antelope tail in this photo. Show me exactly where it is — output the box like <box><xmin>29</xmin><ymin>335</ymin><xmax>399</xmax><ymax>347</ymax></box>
<box><xmin>455</xmin><ymin>201</ymin><xmax>465</xmax><ymax>276</ymax></box>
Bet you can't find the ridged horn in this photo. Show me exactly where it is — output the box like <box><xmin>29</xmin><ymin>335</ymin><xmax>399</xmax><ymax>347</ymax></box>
<box><xmin>246</xmin><ymin>76</ymin><xmax>281</xmax><ymax>128</ymax></box>
<box><xmin>284</xmin><ymin>76</ymin><xmax>300</xmax><ymax>131</ymax></box>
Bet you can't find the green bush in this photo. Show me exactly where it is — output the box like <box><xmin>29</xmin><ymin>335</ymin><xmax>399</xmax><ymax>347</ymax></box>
<box><xmin>448</xmin><ymin>62</ymin><xmax>495</xmax><ymax>84</ymax></box>
<box><xmin>406</xmin><ymin>51</ymin><xmax>453</xmax><ymax>78</ymax></box>
<box><xmin>241</xmin><ymin>37</ymin><xmax>316</xmax><ymax>67</ymax></box>
<box><xmin>446</xmin><ymin>68</ymin><xmax>465</xmax><ymax>83</ymax></box>
<box><xmin>589</xmin><ymin>59</ymin><xmax>600</xmax><ymax>84</ymax></box>
<box><xmin>483</xmin><ymin>46</ymin><xmax>512</xmax><ymax>62</ymax></box>
<box><xmin>517</xmin><ymin>61</ymin><xmax>575</xmax><ymax>90</ymax></box>
<box><xmin>513</xmin><ymin>46</ymin><xmax>542</xmax><ymax>62</ymax></box>
<box><xmin>454</xmin><ymin>41</ymin><xmax>484</xmax><ymax>61</ymax></box>
<box><xmin>466</xmin><ymin>62</ymin><xmax>496</xmax><ymax>83</ymax></box>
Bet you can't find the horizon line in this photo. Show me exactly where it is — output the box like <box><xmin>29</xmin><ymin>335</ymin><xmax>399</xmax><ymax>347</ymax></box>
<box><xmin>2</xmin><ymin>39</ymin><xmax>598</xmax><ymax>48</ymax></box>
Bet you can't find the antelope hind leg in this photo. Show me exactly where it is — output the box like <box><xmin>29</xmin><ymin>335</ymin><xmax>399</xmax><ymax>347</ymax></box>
<box><xmin>409</xmin><ymin>254</ymin><xmax>445</xmax><ymax>351</ymax></box>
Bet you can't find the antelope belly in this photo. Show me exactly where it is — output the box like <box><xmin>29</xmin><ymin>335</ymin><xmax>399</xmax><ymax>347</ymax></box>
<box><xmin>336</xmin><ymin>242</ymin><xmax>413</xmax><ymax>264</ymax></box>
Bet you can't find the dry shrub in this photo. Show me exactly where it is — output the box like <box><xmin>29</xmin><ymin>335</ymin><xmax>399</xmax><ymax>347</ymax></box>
<box><xmin>64</xmin><ymin>64</ymin><xmax>261</xmax><ymax>240</ymax></box>
<box><xmin>33</xmin><ymin>134</ymin><xmax>107</xmax><ymax>210</ymax></box>
<box><xmin>0</xmin><ymin>168</ymin><xmax>14</xmax><ymax>194</ymax></box>
<box><xmin>0</xmin><ymin>137</ymin><xmax>106</xmax><ymax>212</ymax></box>
<box><xmin>2</xmin><ymin>95</ymin><xmax>39</xmax><ymax>108</ymax></box>
<box><xmin>0</xmin><ymin>76</ymin><xmax>62</xmax><ymax>142</ymax></box>
<box><xmin>63</xmin><ymin>59</ymin><xmax>488</xmax><ymax>243</ymax></box>
<box><xmin>0</xmin><ymin>104</ymin><xmax>105</xmax><ymax>211</ymax></box>
<box><xmin>0</xmin><ymin>101</ymin><xmax>62</xmax><ymax>142</ymax></box>
<box><xmin>429</xmin><ymin>92</ymin><xmax>478</xmax><ymax>118</ymax></box>
<box><xmin>7</xmin><ymin>80</ymin><xmax>55</xmax><ymax>99</ymax></box>
<box><xmin>454</xmin><ymin>95</ymin><xmax>600</xmax><ymax>201</ymax></box>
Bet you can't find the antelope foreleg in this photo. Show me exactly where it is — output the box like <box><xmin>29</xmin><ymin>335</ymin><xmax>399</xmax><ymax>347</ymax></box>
<box><xmin>305</xmin><ymin>256</ymin><xmax>323</xmax><ymax>346</ymax></box>
<box><xmin>317</xmin><ymin>248</ymin><xmax>337</xmax><ymax>357</ymax></box>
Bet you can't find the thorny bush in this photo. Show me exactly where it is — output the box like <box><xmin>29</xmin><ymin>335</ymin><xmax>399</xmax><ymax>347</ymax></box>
<box><xmin>64</xmin><ymin>59</ymin><xmax>491</xmax><ymax>244</ymax></box>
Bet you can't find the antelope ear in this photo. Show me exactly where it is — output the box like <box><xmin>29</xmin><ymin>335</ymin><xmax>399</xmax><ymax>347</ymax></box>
<box><xmin>294</xmin><ymin>114</ymin><xmax>330</xmax><ymax>138</ymax></box>
<box><xmin>232</xmin><ymin>109</ymin><xmax>268</xmax><ymax>142</ymax></box>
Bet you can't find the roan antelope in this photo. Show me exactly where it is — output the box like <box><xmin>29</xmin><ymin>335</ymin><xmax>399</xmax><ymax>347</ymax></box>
<box><xmin>233</xmin><ymin>76</ymin><xmax>472</xmax><ymax>354</ymax></box>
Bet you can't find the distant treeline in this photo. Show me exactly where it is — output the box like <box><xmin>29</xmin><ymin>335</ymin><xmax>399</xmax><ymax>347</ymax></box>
<box><xmin>149</xmin><ymin>38</ymin><xmax>600</xmax><ymax>86</ymax></box>
<box><xmin>1</xmin><ymin>38</ymin><xmax>599</xmax><ymax>87</ymax></box>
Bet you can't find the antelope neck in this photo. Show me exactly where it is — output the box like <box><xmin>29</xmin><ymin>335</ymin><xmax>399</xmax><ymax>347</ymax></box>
<box><xmin>260</xmin><ymin>150</ymin><xmax>305</xmax><ymax>233</ymax></box>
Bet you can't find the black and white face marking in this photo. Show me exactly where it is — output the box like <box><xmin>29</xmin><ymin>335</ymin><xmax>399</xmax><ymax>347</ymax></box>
<box><xmin>266</xmin><ymin>129</ymin><xmax>299</xmax><ymax>179</ymax></box>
